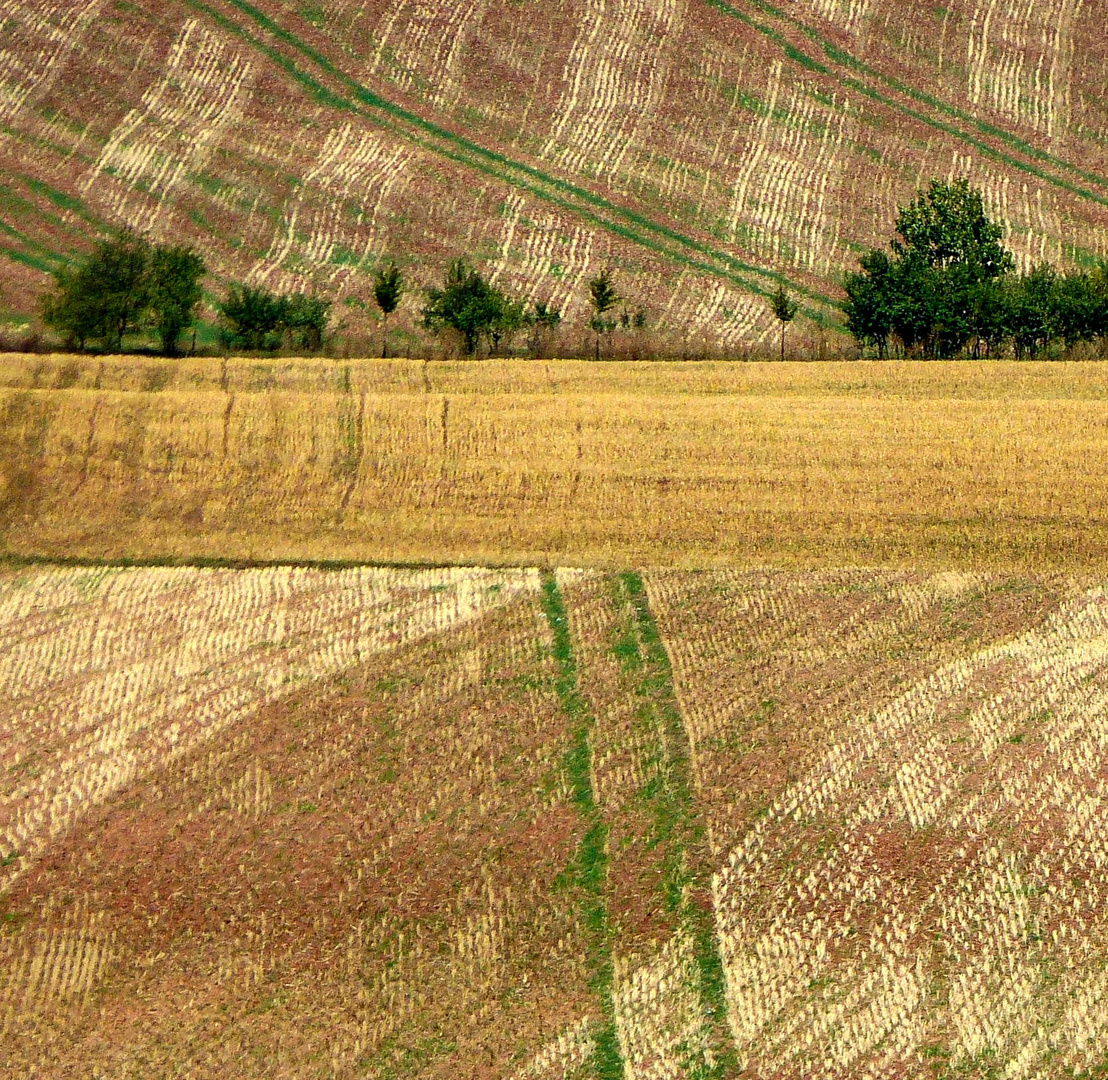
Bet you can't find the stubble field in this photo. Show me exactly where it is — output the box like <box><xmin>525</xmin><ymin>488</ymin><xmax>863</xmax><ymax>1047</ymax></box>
<box><xmin>4</xmin><ymin>355</ymin><xmax>1108</xmax><ymax>570</ymax></box>
<box><xmin>3</xmin><ymin>357</ymin><xmax>1108</xmax><ymax>1077</ymax></box>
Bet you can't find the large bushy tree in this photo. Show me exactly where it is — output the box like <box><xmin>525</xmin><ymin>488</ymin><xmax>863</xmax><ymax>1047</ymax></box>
<box><xmin>42</xmin><ymin>231</ymin><xmax>205</xmax><ymax>354</ymax></box>
<box><xmin>843</xmin><ymin>179</ymin><xmax>1016</xmax><ymax>358</ymax></box>
<box><xmin>149</xmin><ymin>244</ymin><xmax>207</xmax><ymax>355</ymax></box>
<box><xmin>421</xmin><ymin>259</ymin><xmax>505</xmax><ymax>357</ymax></box>
<box><xmin>42</xmin><ymin>230</ymin><xmax>204</xmax><ymax>354</ymax></box>
<box><xmin>218</xmin><ymin>285</ymin><xmax>331</xmax><ymax>352</ymax></box>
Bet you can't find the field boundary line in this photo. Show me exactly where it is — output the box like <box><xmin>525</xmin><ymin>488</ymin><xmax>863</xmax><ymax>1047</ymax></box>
<box><xmin>540</xmin><ymin>570</ymin><xmax>624</xmax><ymax>1080</ymax></box>
<box><xmin>618</xmin><ymin>571</ymin><xmax>737</xmax><ymax>1078</ymax></box>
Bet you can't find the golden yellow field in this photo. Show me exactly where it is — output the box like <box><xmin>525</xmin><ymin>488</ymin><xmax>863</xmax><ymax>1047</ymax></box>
<box><xmin>4</xmin><ymin>354</ymin><xmax>1108</xmax><ymax>571</ymax></box>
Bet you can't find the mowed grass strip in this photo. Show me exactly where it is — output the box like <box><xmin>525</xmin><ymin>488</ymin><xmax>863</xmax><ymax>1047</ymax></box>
<box><xmin>4</xmin><ymin>358</ymin><xmax>1108</xmax><ymax>570</ymax></box>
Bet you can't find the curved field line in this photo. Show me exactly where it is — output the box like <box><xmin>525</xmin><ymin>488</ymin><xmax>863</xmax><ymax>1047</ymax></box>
<box><xmin>182</xmin><ymin>0</ymin><xmax>839</xmax><ymax>316</ymax></box>
<box><xmin>702</xmin><ymin>0</ymin><xmax>1108</xmax><ymax>212</ymax></box>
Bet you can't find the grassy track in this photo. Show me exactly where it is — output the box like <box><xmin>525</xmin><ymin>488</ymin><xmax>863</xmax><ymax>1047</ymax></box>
<box><xmin>540</xmin><ymin>571</ymin><xmax>624</xmax><ymax>1080</ymax></box>
<box><xmin>617</xmin><ymin>571</ymin><xmax>737</xmax><ymax>1078</ymax></box>
<box><xmin>182</xmin><ymin>0</ymin><xmax>839</xmax><ymax>316</ymax></box>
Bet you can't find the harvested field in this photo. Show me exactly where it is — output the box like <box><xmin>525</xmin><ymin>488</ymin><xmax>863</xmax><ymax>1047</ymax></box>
<box><xmin>3</xmin><ymin>564</ymin><xmax>1108</xmax><ymax>1077</ymax></box>
<box><xmin>4</xmin><ymin>356</ymin><xmax>1108</xmax><ymax>570</ymax></box>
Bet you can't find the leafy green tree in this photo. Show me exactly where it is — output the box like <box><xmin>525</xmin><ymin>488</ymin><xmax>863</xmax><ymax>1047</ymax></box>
<box><xmin>842</xmin><ymin>250</ymin><xmax>896</xmax><ymax>358</ymax></box>
<box><xmin>42</xmin><ymin>231</ymin><xmax>152</xmax><ymax>352</ymax></box>
<box><xmin>587</xmin><ymin>267</ymin><xmax>619</xmax><ymax>360</ymax></box>
<box><xmin>219</xmin><ymin>284</ymin><xmax>284</xmax><ymax>351</ymax></box>
<box><xmin>843</xmin><ymin>179</ymin><xmax>1015</xmax><ymax>358</ymax></box>
<box><xmin>281</xmin><ymin>293</ymin><xmax>331</xmax><ymax>351</ymax></box>
<box><xmin>40</xmin><ymin>264</ymin><xmax>103</xmax><ymax>351</ymax></box>
<box><xmin>94</xmin><ymin>230</ymin><xmax>152</xmax><ymax>352</ymax></box>
<box><xmin>527</xmin><ymin>300</ymin><xmax>562</xmax><ymax>357</ymax></box>
<box><xmin>149</xmin><ymin>245</ymin><xmax>206</xmax><ymax>355</ymax></box>
<box><xmin>422</xmin><ymin>259</ymin><xmax>504</xmax><ymax>357</ymax></box>
<box><xmin>1009</xmin><ymin>263</ymin><xmax>1060</xmax><ymax>359</ymax></box>
<box><xmin>490</xmin><ymin>295</ymin><xmax>528</xmax><ymax>356</ymax></box>
<box><xmin>769</xmin><ymin>285</ymin><xmax>798</xmax><ymax>361</ymax></box>
<box><xmin>372</xmin><ymin>261</ymin><xmax>404</xmax><ymax>358</ymax></box>
<box><xmin>892</xmin><ymin>178</ymin><xmax>1013</xmax><ymax>280</ymax></box>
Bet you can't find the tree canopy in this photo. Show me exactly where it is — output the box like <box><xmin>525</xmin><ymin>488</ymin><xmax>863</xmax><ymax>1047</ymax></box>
<box><xmin>42</xmin><ymin>230</ymin><xmax>205</xmax><ymax>354</ymax></box>
<box><xmin>843</xmin><ymin>178</ymin><xmax>1039</xmax><ymax>359</ymax></box>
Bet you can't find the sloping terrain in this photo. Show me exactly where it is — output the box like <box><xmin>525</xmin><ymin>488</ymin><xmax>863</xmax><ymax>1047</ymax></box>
<box><xmin>3</xmin><ymin>564</ymin><xmax>1108</xmax><ymax>1078</ymax></box>
<box><xmin>2</xmin><ymin>0</ymin><xmax>1108</xmax><ymax>348</ymax></box>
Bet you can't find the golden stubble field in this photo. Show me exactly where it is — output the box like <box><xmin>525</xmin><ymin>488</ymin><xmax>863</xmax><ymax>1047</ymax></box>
<box><xmin>4</xmin><ymin>354</ymin><xmax>1108</xmax><ymax>570</ymax></box>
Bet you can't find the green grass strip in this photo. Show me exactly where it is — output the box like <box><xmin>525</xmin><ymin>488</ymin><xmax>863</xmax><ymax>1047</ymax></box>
<box><xmin>183</xmin><ymin>0</ymin><xmax>837</xmax><ymax>317</ymax></box>
<box><xmin>539</xmin><ymin>570</ymin><xmax>623</xmax><ymax>1080</ymax></box>
<box><xmin>619</xmin><ymin>571</ymin><xmax>736</xmax><ymax>1080</ymax></box>
<box><xmin>702</xmin><ymin>0</ymin><xmax>1108</xmax><ymax>213</ymax></box>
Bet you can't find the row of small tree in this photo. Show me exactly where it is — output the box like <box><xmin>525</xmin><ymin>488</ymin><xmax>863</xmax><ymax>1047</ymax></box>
<box><xmin>39</xmin><ymin>231</ymin><xmax>647</xmax><ymax>359</ymax></box>
<box><xmin>371</xmin><ymin>258</ymin><xmax>644</xmax><ymax>359</ymax></box>
<box><xmin>52</xmin><ymin>182</ymin><xmax>1093</xmax><ymax>363</ymax></box>
<box><xmin>841</xmin><ymin>179</ymin><xmax>1108</xmax><ymax>359</ymax></box>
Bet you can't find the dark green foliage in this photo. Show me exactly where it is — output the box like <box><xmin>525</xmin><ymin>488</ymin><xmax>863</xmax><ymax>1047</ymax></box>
<box><xmin>372</xmin><ymin>261</ymin><xmax>404</xmax><ymax>358</ymax></box>
<box><xmin>219</xmin><ymin>285</ymin><xmax>330</xmax><ymax>351</ymax></box>
<box><xmin>422</xmin><ymin>258</ymin><xmax>502</xmax><ymax>356</ymax></box>
<box><xmin>281</xmin><ymin>292</ymin><xmax>331</xmax><ymax>350</ymax></box>
<box><xmin>149</xmin><ymin>244</ymin><xmax>206</xmax><ymax>356</ymax></box>
<box><xmin>41</xmin><ymin>230</ymin><xmax>157</xmax><ymax>353</ymax></box>
<box><xmin>842</xmin><ymin>179</ymin><xmax>1019</xmax><ymax>358</ymax></box>
<box><xmin>421</xmin><ymin>258</ymin><xmax>533</xmax><ymax>357</ymax></box>
<box><xmin>842</xmin><ymin>249</ymin><xmax>897</xmax><ymax>358</ymax></box>
<box><xmin>1008</xmin><ymin>263</ymin><xmax>1060</xmax><ymax>359</ymax></box>
<box><xmin>892</xmin><ymin>178</ymin><xmax>1013</xmax><ymax>279</ymax></box>
<box><xmin>219</xmin><ymin>284</ymin><xmax>284</xmax><ymax>351</ymax></box>
<box><xmin>41</xmin><ymin>231</ymin><xmax>206</xmax><ymax>355</ymax></box>
<box><xmin>770</xmin><ymin>285</ymin><xmax>799</xmax><ymax>360</ymax></box>
<box><xmin>588</xmin><ymin>267</ymin><xmax>620</xmax><ymax>360</ymax></box>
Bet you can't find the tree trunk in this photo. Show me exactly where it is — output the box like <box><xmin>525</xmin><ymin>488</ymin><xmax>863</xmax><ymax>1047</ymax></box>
<box><xmin>780</xmin><ymin>322</ymin><xmax>785</xmax><ymax>362</ymax></box>
<box><xmin>381</xmin><ymin>313</ymin><xmax>388</xmax><ymax>359</ymax></box>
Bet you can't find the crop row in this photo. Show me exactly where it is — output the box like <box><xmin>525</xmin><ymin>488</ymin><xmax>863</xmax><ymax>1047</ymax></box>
<box><xmin>490</xmin><ymin>194</ymin><xmax>598</xmax><ymax>321</ymax></box>
<box><xmin>541</xmin><ymin>0</ymin><xmax>681</xmax><ymax>185</ymax></box>
<box><xmin>0</xmin><ymin>0</ymin><xmax>101</xmax><ymax>125</ymax></box>
<box><xmin>255</xmin><ymin>121</ymin><xmax>413</xmax><ymax>292</ymax></box>
<box><xmin>965</xmin><ymin>0</ymin><xmax>1079</xmax><ymax>141</ymax></box>
<box><xmin>726</xmin><ymin>60</ymin><xmax>849</xmax><ymax>277</ymax></box>
<box><xmin>704</xmin><ymin>586</ymin><xmax>1108</xmax><ymax>1073</ymax></box>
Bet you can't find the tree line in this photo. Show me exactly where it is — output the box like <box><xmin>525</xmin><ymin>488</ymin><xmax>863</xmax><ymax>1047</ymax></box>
<box><xmin>36</xmin><ymin>179</ymin><xmax>1108</xmax><ymax>361</ymax></box>
<box><xmin>38</xmin><ymin>233</ymin><xmax>645</xmax><ymax>360</ymax></box>
<box><xmin>840</xmin><ymin>178</ymin><xmax>1108</xmax><ymax>359</ymax></box>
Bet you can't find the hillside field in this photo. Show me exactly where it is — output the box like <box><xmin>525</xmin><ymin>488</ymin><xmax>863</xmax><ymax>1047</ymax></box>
<box><xmin>2</xmin><ymin>561</ymin><xmax>1108</xmax><ymax>1078</ymax></box>
<box><xmin>5</xmin><ymin>355</ymin><xmax>1108</xmax><ymax>570</ymax></box>
<box><xmin>3</xmin><ymin>1</ymin><xmax>1108</xmax><ymax>350</ymax></box>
